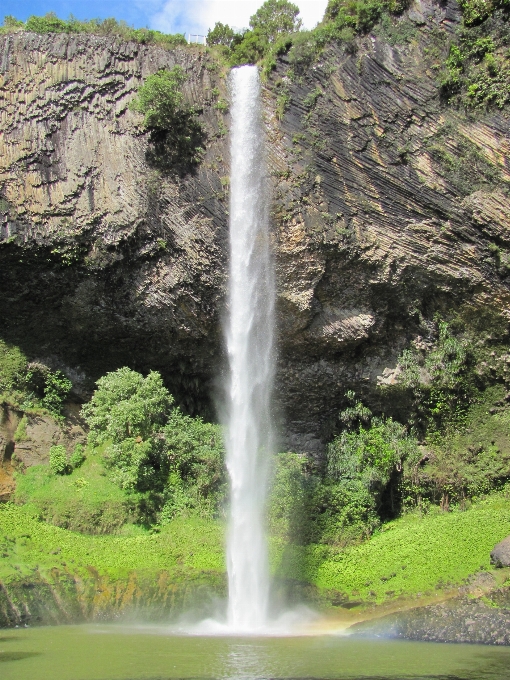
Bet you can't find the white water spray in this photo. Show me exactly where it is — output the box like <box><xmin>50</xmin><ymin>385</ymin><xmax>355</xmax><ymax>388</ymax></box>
<box><xmin>224</xmin><ymin>65</ymin><xmax>274</xmax><ymax>633</ymax></box>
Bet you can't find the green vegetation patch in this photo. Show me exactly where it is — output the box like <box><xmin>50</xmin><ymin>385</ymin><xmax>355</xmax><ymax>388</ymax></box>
<box><xmin>12</xmin><ymin>367</ymin><xmax>227</xmax><ymax>534</ymax></box>
<box><xmin>130</xmin><ymin>67</ymin><xmax>205</xmax><ymax>172</ymax></box>
<box><xmin>0</xmin><ymin>503</ymin><xmax>224</xmax><ymax>584</ymax></box>
<box><xmin>311</xmin><ymin>489</ymin><xmax>510</xmax><ymax>602</ymax></box>
<box><xmin>1</xmin><ymin>13</ymin><xmax>187</xmax><ymax>48</ymax></box>
<box><xmin>14</xmin><ymin>451</ymin><xmax>139</xmax><ymax>534</ymax></box>
<box><xmin>439</xmin><ymin>10</ymin><xmax>510</xmax><ymax>108</ymax></box>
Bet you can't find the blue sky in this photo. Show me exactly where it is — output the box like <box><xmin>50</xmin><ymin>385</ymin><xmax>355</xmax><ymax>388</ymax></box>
<box><xmin>2</xmin><ymin>1</ymin><xmax>329</xmax><ymax>37</ymax></box>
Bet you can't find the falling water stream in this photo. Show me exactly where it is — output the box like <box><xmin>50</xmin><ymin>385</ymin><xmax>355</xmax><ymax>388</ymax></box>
<box><xmin>224</xmin><ymin>64</ymin><xmax>274</xmax><ymax>633</ymax></box>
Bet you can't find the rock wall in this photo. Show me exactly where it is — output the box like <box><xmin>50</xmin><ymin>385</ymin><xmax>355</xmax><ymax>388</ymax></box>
<box><xmin>2</xmin><ymin>0</ymin><xmax>510</xmax><ymax>453</ymax></box>
<box><xmin>0</xmin><ymin>31</ymin><xmax>230</xmax><ymax>417</ymax></box>
<box><xmin>0</xmin><ymin>568</ymin><xmax>225</xmax><ymax>627</ymax></box>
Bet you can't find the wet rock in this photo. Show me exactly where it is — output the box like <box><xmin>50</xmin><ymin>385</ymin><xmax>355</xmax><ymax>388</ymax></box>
<box><xmin>351</xmin><ymin>586</ymin><xmax>510</xmax><ymax>645</ymax></box>
<box><xmin>491</xmin><ymin>536</ymin><xmax>510</xmax><ymax>568</ymax></box>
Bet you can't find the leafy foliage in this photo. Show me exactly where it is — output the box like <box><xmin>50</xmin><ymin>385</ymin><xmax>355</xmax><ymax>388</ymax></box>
<box><xmin>458</xmin><ymin>0</ymin><xmax>510</xmax><ymax>27</ymax></box>
<box><xmin>82</xmin><ymin>367</ymin><xmax>173</xmax><ymax>445</ymax></box>
<box><xmin>312</xmin><ymin>487</ymin><xmax>510</xmax><ymax>602</ymax></box>
<box><xmin>69</xmin><ymin>444</ymin><xmax>86</xmax><ymax>470</ymax></box>
<box><xmin>206</xmin><ymin>22</ymin><xmax>236</xmax><ymax>47</ymax></box>
<box><xmin>439</xmin><ymin>10</ymin><xmax>510</xmax><ymax>108</ymax></box>
<box><xmin>1</xmin><ymin>13</ymin><xmax>187</xmax><ymax>48</ymax></box>
<box><xmin>78</xmin><ymin>367</ymin><xmax>226</xmax><ymax>521</ymax></box>
<box><xmin>41</xmin><ymin>370</ymin><xmax>72</xmax><ymax>417</ymax></box>
<box><xmin>382</xmin><ymin>317</ymin><xmax>510</xmax><ymax>512</ymax></box>
<box><xmin>0</xmin><ymin>339</ymin><xmax>28</xmax><ymax>394</ymax></box>
<box><xmin>318</xmin><ymin>396</ymin><xmax>420</xmax><ymax>544</ymax></box>
<box><xmin>160</xmin><ymin>410</ymin><xmax>226</xmax><ymax>521</ymax></box>
<box><xmin>49</xmin><ymin>445</ymin><xmax>68</xmax><ymax>475</ymax></box>
<box><xmin>0</xmin><ymin>341</ymin><xmax>72</xmax><ymax>417</ymax></box>
<box><xmin>82</xmin><ymin>367</ymin><xmax>173</xmax><ymax>493</ymax></box>
<box><xmin>130</xmin><ymin>67</ymin><xmax>205</xmax><ymax>171</ymax></box>
<box><xmin>230</xmin><ymin>29</ymin><xmax>271</xmax><ymax>66</ymax></box>
<box><xmin>249</xmin><ymin>0</ymin><xmax>302</xmax><ymax>43</ymax></box>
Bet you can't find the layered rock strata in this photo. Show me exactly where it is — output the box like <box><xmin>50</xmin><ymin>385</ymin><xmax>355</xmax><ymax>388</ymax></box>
<box><xmin>1</xmin><ymin>0</ymin><xmax>510</xmax><ymax>452</ymax></box>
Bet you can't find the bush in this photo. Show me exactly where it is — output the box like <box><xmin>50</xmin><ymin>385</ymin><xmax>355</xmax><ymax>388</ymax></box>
<box><xmin>160</xmin><ymin>409</ymin><xmax>226</xmax><ymax>520</ymax></box>
<box><xmin>0</xmin><ymin>339</ymin><xmax>28</xmax><ymax>393</ymax></box>
<box><xmin>130</xmin><ymin>67</ymin><xmax>205</xmax><ymax>171</ymax></box>
<box><xmin>2</xmin><ymin>13</ymin><xmax>188</xmax><ymax>47</ymax></box>
<box><xmin>82</xmin><ymin>367</ymin><xmax>173</xmax><ymax>493</ymax></box>
<box><xmin>70</xmin><ymin>444</ymin><xmax>86</xmax><ymax>469</ymax></box>
<box><xmin>49</xmin><ymin>445</ymin><xmax>68</xmax><ymax>475</ymax></box>
<box><xmin>229</xmin><ymin>29</ymin><xmax>271</xmax><ymax>66</ymax></box>
<box><xmin>41</xmin><ymin>370</ymin><xmax>72</xmax><ymax>416</ymax></box>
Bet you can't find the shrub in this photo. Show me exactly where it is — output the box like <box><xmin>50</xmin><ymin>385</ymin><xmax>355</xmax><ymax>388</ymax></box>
<box><xmin>130</xmin><ymin>67</ymin><xmax>205</xmax><ymax>170</ymax></box>
<box><xmin>229</xmin><ymin>29</ymin><xmax>271</xmax><ymax>65</ymax></box>
<box><xmin>160</xmin><ymin>409</ymin><xmax>226</xmax><ymax>520</ymax></box>
<box><xmin>70</xmin><ymin>444</ymin><xmax>86</xmax><ymax>469</ymax></box>
<box><xmin>49</xmin><ymin>445</ymin><xmax>68</xmax><ymax>475</ymax></box>
<box><xmin>41</xmin><ymin>370</ymin><xmax>72</xmax><ymax>416</ymax></box>
<box><xmin>0</xmin><ymin>340</ymin><xmax>28</xmax><ymax>393</ymax></box>
<box><xmin>2</xmin><ymin>13</ymin><xmax>187</xmax><ymax>47</ymax></box>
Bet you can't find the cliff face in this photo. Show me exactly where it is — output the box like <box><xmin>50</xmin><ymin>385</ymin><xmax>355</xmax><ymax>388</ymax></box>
<box><xmin>0</xmin><ymin>32</ymin><xmax>230</xmax><ymax>415</ymax></box>
<box><xmin>2</xmin><ymin>0</ymin><xmax>510</xmax><ymax>452</ymax></box>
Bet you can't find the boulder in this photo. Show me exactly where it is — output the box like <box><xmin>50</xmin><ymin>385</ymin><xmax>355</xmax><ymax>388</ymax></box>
<box><xmin>490</xmin><ymin>536</ymin><xmax>510</xmax><ymax>567</ymax></box>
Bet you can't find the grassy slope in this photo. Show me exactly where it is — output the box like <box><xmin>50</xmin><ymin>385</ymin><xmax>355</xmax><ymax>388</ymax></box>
<box><xmin>0</xmin><ymin>503</ymin><xmax>224</xmax><ymax>584</ymax></box>
<box><xmin>308</xmin><ymin>491</ymin><xmax>510</xmax><ymax>602</ymax></box>
<box><xmin>1</xmin><ymin>489</ymin><xmax>509</xmax><ymax>606</ymax></box>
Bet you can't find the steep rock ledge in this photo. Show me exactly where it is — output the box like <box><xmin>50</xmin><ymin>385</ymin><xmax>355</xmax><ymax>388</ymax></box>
<box><xmin>0</xmin><ymin>32</ymin><xmax>230</xmax><ymax>416</ymax></box>
<box><xmin>265</xmin><ymin>0</ymin><xmax>510</xmax><ymax>450</ymax></box>
<box><xmin>1</xmin><ymin>0</ymin><xmax>510</xmax><ymax>452</ymax></box>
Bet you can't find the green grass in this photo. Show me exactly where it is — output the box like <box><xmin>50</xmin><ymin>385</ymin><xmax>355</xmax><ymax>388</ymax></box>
<box><xmin>3</xmin><ymin>482</ymin><xmax>510</xmax><ymax>607</ymax></box>
<box><xmin>0</xmin><ymin>503</ymin><xmax>224</xmax><ymax>584</ymax></box>
<box><xmin>14</xmin><ymin>450</ymin><xmax>139</xmax><ymax>534</ymax></box>
<box><xmin>304</xmin><ymin>489</ymin><xmax>510</xmax><ymax>603</ymax></box>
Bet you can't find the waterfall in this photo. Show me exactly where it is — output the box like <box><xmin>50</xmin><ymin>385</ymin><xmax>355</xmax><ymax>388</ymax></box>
<box><xmin>224</xmin><ymin>64</ymin><xmax>274</xmax><ymax>632</ymax></box>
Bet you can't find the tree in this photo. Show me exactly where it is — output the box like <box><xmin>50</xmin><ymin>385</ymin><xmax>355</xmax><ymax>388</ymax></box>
<box><xmin>249</xmin><ymin>0</ymin><xmax>302</xmax><ymax>43</ymax></box>
<box><xmin>206</xmin><ymin>22</ymin><xmax>236</xmax><ymax>47</ymax></box>
<box><xmin>82</xmin><ymin>368</ymin><xmax>173</xmax><ymax>492</ymax></box>
<box><xmin>82</xmin><ymin>367</ymin><xmax>173</xmax><ymax>445</ymax></box>
<box><xmin>229</xmin><ymin>28</ymin><xmax>270</xmax><ymax>66</ymax></box>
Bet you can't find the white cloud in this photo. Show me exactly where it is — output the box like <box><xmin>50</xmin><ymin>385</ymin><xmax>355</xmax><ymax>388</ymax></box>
<box><xmin>150</xmin><ymin>0</ymin><xmax>329</xmax><ymax>38</ymax></box>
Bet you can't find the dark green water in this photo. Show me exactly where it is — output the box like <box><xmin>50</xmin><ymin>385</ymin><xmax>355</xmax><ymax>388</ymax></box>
<box><xmin>1</xmin><ymin>625</ymin><xmax>509</xmax><ymax>680</ymax></box>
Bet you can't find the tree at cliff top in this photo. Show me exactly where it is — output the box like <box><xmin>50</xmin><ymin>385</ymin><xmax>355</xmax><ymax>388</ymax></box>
<box><xmin>249</xmin><ymin>0</ymin><xmax>302</xmax><ymax>42</ymax></box>
<box><xmin>206</xmin><ymin>22</ymin><xmax>236</xmax><ymax>48</ymax></box>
